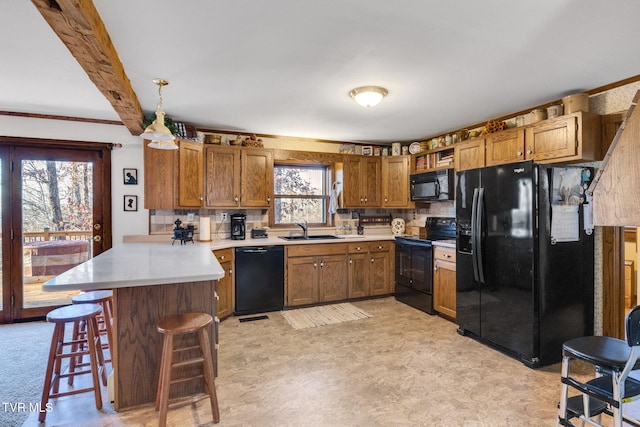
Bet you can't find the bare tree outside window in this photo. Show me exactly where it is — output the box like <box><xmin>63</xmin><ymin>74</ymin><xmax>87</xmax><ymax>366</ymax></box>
<box><xmin>274</xmin><ymin>165</ymin><xmax>327</xmax><ymax>224</ymax></box>
<box><xmin>22</xmin><ymin>160</ymin><xmax>93</xmax><ymax>239</ymax></box>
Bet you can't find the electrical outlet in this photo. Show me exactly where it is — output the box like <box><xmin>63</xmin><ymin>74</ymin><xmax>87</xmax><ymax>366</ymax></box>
<box><xmin>187</xmin><ymin>213</ymin><xmax>195</xmax><ymax>222</ymax></box>
<box><xmin>220</xmin><ymin>212</ymin><xmax>228</xmax><ymax>221</ymax></box>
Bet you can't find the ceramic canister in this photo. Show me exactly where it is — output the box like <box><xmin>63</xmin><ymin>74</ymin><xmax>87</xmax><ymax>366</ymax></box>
<box><xmin>530</xmin><ymin>109</ymin><xmax>547</xmax><ymax>123</ymax></box>
<box><xmin>391</xmin><ymin>142</ymin><xmax>401</xmax><ymax>156</ymax></box>
<box><xmin>391</xmin><ymin>218</ymin><xmax>405</xmax><ymax>235</ymax></box>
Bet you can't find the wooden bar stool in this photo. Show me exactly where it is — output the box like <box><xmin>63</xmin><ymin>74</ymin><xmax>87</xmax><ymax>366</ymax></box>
<box><xmin>156</xmin><ymin>312</ymin><xmax>220</xmax><ymax>427</ymax></box>
<box><xmin>71</xmin><ymin>290</ymin><xmax>114</xmax><ymax>357</ymax></box>
<box><xmin>39</xmin><ymin>304</ymin><xmax>106</xmax><ymax>422</ymax></box>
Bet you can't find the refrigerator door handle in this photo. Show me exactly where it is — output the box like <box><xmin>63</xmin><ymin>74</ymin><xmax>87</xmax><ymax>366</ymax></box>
<box><xmin>471</xmin><ymin>188</ymin><xmax>480</xmax><ymax>282</ymax></box>
<box><xmin>476</xmin><ymin>187</ymin><xmax>485</xmax><ymax>284</ymax></box>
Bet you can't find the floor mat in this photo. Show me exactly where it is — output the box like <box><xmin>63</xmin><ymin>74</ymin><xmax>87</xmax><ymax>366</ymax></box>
<box><xmin>281</xmin><ymin>303</ymin><xmax>372</xmax><ymax>330</ymax></box>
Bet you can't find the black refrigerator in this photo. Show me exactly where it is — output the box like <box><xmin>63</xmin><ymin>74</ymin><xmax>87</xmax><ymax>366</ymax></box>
<box><xmin>456</xmin><ymin>160</ymin><xmax>594</xmax><ymax>368</ymax></box>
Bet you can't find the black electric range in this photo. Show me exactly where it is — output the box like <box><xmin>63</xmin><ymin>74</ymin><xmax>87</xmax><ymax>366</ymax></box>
<box><xmin>394</xmin><ymin>217</ymin><xmax>456</xmax><ymax>314</ymax></box>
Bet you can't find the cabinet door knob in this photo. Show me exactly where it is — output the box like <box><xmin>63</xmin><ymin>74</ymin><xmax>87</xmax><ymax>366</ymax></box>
<box><xmin>356</xmin><ymin>246</ymin><xmax>361</xmax><ymax>251</ymax></box>
<box><xmin>313</xmin><ymin>262</ymin><xmax>317</xmax><ymax>268</ymax></box>
<box><xmin>444</xmin><ymin>254</ymin><xmax>451</xmax><ymax>258</ymax></box>
<box><xmin>220</xmin><ymin>255</ymin><xmax>225</xmax><ymax>260</ymax></box>
<box><xmin>517</xmin><ymin>151</ymin><xmax>523</xmax><ymax>156</ymax></box>
<box><xmin>320</xmin><ymin>261</ymin><xmax>324</xmax><ymax>268</ymax></box>
<box><xmin>349</xmin><ymin>259</ymin><xmax>352</xmax><ymax>264</ymax></box>
<box><xmin>378</xmin><ymin>245</ymin><xmax>383</xmax><ymax>250</ymax></box>
<box><xmin>234</xmin><ymin>196</ymin><xmax>239</xmax><ymax>202</ymax></box>
<box><xmin>370</xmin><ymin>258</ymin><xmax>374</xmax><ymax>263</ymax></box>
<box><xmin>527</xmin><ymin>150</ymin><xmax>532</xmax><ymax>155</ymax></box>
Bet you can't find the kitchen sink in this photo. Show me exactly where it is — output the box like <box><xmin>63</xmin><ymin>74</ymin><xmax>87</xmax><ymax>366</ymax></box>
<box><xmin>280</xmin><ymin>235</ymin><xmax>341</xmax><ymax>241</ymax></box>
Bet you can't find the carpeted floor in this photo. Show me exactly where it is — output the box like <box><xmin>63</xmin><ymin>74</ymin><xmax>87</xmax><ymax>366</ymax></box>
<box><xmin>281</xmin><ymin>302</ymin><xmax>372</xmax><ymax>329</ymax></box>
<box><xmin>0</xmin><ymin>320</ymin><xmax>54</xmax><ymax>427</ymax></box>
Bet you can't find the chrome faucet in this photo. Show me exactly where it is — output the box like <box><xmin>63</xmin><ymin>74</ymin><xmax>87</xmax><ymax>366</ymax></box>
<box><xmin>295</xmin><ymin>221</ymin><xmax>308</xmax><ymax>239</ymax></box>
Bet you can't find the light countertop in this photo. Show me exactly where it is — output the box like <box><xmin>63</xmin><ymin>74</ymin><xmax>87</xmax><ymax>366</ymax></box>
<box><xmin>432</xmin><ymin>239</ymin><xmax>456</xmax><ymax>248</ymax></box>
<box><xmin>207</xmin><ymin>234</ymin><xmax>395</xmax><ymax>250</ymax></box>
<box><xmin>43</xmin><ymin>242</ymin><xmax>224</xmax><ymax>292</ymax></box>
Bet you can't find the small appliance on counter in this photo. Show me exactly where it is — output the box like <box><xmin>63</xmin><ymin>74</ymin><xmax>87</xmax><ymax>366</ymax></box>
<box><xmin>231</xmin><ymin>213</ymin><xmax>246</xmax><ymax>240</ymax></box>
<box><xmin>251</xmin><ymin>228</ymin><xmax>268</xmax><ymax>239</ymax></box>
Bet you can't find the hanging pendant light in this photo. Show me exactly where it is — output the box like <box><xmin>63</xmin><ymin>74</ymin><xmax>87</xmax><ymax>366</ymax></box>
<box><xmin>140</xmin><ymin>78</ymin><xmax>178</xmax><ymax>150</ymax></box>
<box><xmin>349</xmin><ymin>86</ymin><xmax>388</xmax><ymax>108</ymax></box>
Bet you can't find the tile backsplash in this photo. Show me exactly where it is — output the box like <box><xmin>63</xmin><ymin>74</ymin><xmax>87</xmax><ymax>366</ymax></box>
<box><xmin>150</xmin><ymin>202</ymin><xmax>455</xmax><ymax>240</ymax></box>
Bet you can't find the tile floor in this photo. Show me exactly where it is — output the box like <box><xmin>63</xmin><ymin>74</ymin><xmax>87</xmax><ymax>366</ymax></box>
<box><xmin>22</xmin><ymin>297</ymin><xmax>603</xmax><ymax>426</ymax></box>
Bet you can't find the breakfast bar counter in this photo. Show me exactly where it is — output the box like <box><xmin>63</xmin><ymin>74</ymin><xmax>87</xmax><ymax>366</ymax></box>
<box><xmin>43</xmin><ymin>243</ymin><xmax>224</xmax><ymax>410</ymax></box>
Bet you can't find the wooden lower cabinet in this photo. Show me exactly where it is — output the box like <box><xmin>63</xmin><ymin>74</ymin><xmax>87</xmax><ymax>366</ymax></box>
<box><xmin>347</xmin><ymin>241</ymin><xmax>394</xmax><ymax>299</ymax></box>
<box><xmin>213</xmin><ymin>248</ymin><xmax>234</xmax><ymax>319</ymax></box>
<box><xmin>433</xmin><ymin>246</ymin><xmax>456</xmax><ymax>319</ymax></box>
<box><xmin>286</xmin><ymin>243</ymin><xmax>348</xmax><ymax>307</ymax></box>
<box><xmin>319</xmin><ymin>254</ymin><xmax>349</xmax><ymax>301</ymax></box>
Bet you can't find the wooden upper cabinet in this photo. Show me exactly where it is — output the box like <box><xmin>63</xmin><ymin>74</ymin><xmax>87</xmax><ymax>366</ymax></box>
<box><xmin>454</xmin><ymin>138</ymin><xmax>486</xmax><ymax>171</ymax></box>
<box><xmin>524</xmin><ymin>111</ymin><xmax>601</xmax><ymax>163</ymax></box>
<box><xmin>178</xmin><ymin>139</ymin><xmax>204</xmax><ymax>208</ymax></box>
<box><xmin>143</xmin><ymin>140</ymin><xmax>178</xmax><ymax>209</ymax></box>
<box><xmin>382</xmin><ymin>156</ymin><xmax>412</xmax><ymax>208</ymax></box>
<box><xmin>343</xmin><ymin>156</ymin><xmax>362</xmax><ymax>207</ymax></box>
<box><xmin>485</xmin><ymin>128</ymin><xmax>525</xmax><ymax>166</ymax></box>
<box><xmin>204</xmin><ymin>145</ymin><xmax>241</xmax><ymax>208</ymax></box>
<box><xmin>343</xmin><ymin>155</ymin><xmax>382</xmax><ymax>207</ymax></box>
<box><xmin>362</xmin><ymin>156</ymin><xmax>382</xmax><ymax>206</ymax></box>
<box><xmin>240</xmin><ymin>148</ymin><xmax>273</xmax><ymax>207</ymax></box>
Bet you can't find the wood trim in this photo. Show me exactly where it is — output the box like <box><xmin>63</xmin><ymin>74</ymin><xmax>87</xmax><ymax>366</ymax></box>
<box><xmin>31</xmin><ymin>0</ymin><xmax>144</xmax><ymax>136</ymax></box>
<box><xmin>272</xmin><ymin>149</ymin><xmax>343</xmax><ymax>163</ymax></box>
<box><xmin>0</xmin><ymin>110</ymin><xmax>122</xmax><ymax>126</ymax></box>
<box><xmin>602</xmin><ymin>226</ymin><xmax>625</xmax><ymax>339</ymax></box>
<box><xmin>0</xmin><ymin>135</ymin><xmax>117</xmax><ymax>151</ymax></box>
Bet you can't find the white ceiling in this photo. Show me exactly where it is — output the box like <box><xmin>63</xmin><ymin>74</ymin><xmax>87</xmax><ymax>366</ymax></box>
<box><xmin>2</xmin><ymin>0</ymin><xmax>640</xmax><ymax>143</ymax></box>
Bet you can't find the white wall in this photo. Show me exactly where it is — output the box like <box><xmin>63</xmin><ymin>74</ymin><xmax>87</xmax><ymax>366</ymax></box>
<box><xmin>0</xmin><ymin>115</ymin><xmax>147</xmax><ymax>244</ymax></box>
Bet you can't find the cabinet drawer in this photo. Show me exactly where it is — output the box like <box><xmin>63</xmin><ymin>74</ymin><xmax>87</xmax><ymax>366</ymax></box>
<box><xmin>434</xmin><ymin>246</ymin><xmax>456</xmax><ymax>263</ymax></box>
<box><xmin>287</xmin><ymin>243</ymin><xmax>347</xmax><ymax>257</ymax></box>
<box><xmin>368</xmin><ymin>241</ymin><xmax>391</xmax><ymax>253</ymax></box>
<box><xmin>213</xmin><ymin>248</ymin><xmax>233</xmax><ymax>263</ymax></box>
<box><xmin>347</xmin><ymin>243</ymin><xmax>368</xmax><ymax>254</ymax></box>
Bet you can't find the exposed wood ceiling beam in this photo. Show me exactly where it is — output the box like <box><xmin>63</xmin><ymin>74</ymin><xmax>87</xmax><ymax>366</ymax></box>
<box><xmin>31</xmin><ymin>0</ymin><xmax>144</xmax><ymax>135</ymax></box>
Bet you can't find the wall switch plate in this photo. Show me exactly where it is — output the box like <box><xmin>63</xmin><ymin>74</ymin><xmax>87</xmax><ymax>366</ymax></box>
<box><xmin>220</xmin><ymin>212</ymin><xmax>228</xmax><ymax>221</ymax></box>
<box><xmin>187</xmin><ymin>213</ymin><xmax>195</xmax><ymax>222</ymax></box>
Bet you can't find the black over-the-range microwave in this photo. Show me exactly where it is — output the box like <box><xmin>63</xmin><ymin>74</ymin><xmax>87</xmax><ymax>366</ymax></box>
<box><xmin>410</xmin><ymin>169</ymin><xmax>454</xmax><ymax>202</ymax></box>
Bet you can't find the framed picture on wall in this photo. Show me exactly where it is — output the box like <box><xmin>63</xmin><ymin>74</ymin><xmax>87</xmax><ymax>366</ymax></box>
<box><xmin>124</xmin><ymin>195</ymin><xmax>138</xmax><ymax>211</ymax></box>
<box><xmin>123</xmin><ymin>168</ymin><xmax>138</xmax><ymax>185</ymax></box>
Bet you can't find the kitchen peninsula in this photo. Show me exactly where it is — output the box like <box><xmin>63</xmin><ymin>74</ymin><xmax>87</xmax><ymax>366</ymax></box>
<box><xmin>43</xmin><ymin>243</ymin><xmax>224</xmax><ymax>410</ymax></box>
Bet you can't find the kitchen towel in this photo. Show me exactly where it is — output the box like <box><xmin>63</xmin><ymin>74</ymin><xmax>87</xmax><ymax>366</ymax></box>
<box><xmin>329</xmin><ymin>181</ymin><xmax>340</xmax><ymax>214</ymax></box>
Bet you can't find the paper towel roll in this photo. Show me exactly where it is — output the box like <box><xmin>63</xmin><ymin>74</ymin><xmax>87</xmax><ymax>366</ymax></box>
<box><xmin>199</xmin><ymin>216</ymin><xmax>211</xmax><ymax>242</ymax></box>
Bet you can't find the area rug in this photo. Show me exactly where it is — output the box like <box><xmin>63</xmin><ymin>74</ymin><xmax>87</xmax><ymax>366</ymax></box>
<box><xmin>281</xmin><ymin>303</ymin><xmax>372</xmax><ymax>330</ymax></box>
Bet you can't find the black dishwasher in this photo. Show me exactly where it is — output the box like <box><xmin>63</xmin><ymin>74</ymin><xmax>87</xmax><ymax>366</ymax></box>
<box><xmin>234</xmin><ymin>246</ymin><xmax>284</xmax><ymax>315</ymax></box>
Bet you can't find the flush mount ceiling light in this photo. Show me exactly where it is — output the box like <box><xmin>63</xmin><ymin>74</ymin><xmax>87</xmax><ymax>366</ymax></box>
<box><xmin>140</xmin><ymin>78</ymin><xmax>178</xmax><ymax>150</ymax></box>
<box><xmin>349</xmin><ymin>86</ymin><xmax>388</xmax><ymax>108</ymax></box>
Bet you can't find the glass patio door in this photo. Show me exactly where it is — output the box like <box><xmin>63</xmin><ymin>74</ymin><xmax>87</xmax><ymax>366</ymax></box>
<box><xmin>1</xmin><ymin>144</ymin><xmax>109</xmax><ymax>322</ymax></box>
